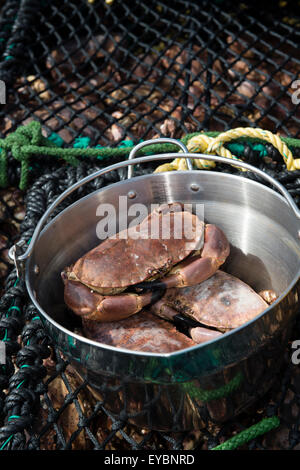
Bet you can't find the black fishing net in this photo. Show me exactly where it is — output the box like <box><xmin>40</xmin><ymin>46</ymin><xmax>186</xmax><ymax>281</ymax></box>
<box><xmin>0</xmin><ymin>0</ymin><xmax>299</xmax><ymax>144</ymax></box>
<box><xmin>0</xmin><ymin>0</ymin><xmax>299</xmax><ymax>451</ymax></box>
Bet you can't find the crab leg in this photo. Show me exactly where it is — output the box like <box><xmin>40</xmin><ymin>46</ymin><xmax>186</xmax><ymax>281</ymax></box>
<box><xmin>137</xmin><ymin>224</ymin><xmax>230</xmax><ymax>290</ymax></box>
<box><xmin>63</xmin><ymin>278</ymin><xmax>163</xmax><ymax>322</ymax></box>
<box><xmin>259</xmin><ymin>289</ymin><xmax>277</xmax><ymax>304</ymax></box>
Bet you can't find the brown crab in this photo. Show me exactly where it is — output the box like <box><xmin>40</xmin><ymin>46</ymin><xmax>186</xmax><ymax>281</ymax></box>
<box><xmin>82</xmin><ymin>310</ymin><xmax>197</xmax><ymax>353</ymax></box>
<box><xmin>80</xmin><ymin>272</ymin><xmax>276</xmax><ymax>352</ymax></box>
<box><xmin>150</xmin><ymin>270</ymin><xmax>276</xmax><ymax>343</ymax></box>
<box><xmin>62</xmin><ymin>202</ymin><xmax>230</xmax><ymax>322</ymax></box>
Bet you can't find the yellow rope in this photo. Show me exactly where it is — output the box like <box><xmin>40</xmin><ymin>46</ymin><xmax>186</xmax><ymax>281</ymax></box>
<box><xmin>154</xmin><ymin>132</ymin><xmax>241</xmax><ymax>172</ymax></box>
<box><xmin>208</xmin><ymin>127</ymin><xmax>298</xmax><ymax>170</ymax></box>
<box><xmin>87</xmin><ymin>0</ymin><xmax>114</xmax><ymax>4</ymax></box>
<box><xmin>154</xmin><ymin>127</ymin><xmax>298</xmax><ymax>173</ymax></box>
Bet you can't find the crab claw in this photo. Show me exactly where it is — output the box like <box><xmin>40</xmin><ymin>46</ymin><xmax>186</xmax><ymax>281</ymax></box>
<box><xmin>137</xmin><ymin>224</ymin><xmax>230</xmax><ymax>290</ymax></box>
<box><xmin>63</xmin><ymin>277</ymin><xmax>164</xmax><ymax>322</ymax></box>
<box><xmin>150</xmin><ymin>300</ymin><xmax>223</xmax><ymax>343</ymax></box>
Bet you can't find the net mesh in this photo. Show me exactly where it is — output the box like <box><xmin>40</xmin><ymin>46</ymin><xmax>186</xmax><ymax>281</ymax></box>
<box><xmin>0</xmin><ymin>0</ymin><xmax>299</xmax><ymax>144</ymax></box>
<box><xmin>0</xmin><ymin>0</ymin><xmax>299</xmax><ymax>451</ymax></box>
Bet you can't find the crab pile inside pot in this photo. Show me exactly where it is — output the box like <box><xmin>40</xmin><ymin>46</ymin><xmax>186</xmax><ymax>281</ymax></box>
<box><xmin>62</xmin><ymin>202</ymin><xmax>276</xmax><ymax>353</ymax></box>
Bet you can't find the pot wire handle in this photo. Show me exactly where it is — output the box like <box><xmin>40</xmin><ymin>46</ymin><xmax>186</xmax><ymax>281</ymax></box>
<box><xmin>127</xmin><ymin>138</ymin><xmax>193</xmax><ymax>179</ymax></box>
<box><xmin>9</xmin><ymin>148</ymin><xmax>300</xmax><ymax>275</ymax></box>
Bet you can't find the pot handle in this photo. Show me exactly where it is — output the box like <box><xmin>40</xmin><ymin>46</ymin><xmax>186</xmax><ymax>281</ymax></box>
<box><xmin>127</xmin><ymin>138</ymin><xmax>193</xmax><ymax>178</ymax></box>
<box><xmin>9</xmin><ymin>140</ymin><xmax>300</xmax><ymax>276</ymax></box>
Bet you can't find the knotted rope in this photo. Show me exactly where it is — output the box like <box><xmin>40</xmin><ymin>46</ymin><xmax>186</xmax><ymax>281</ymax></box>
<box><xmin>153</xmin><ymin>132</ymin><xmax>237</xmax><ymax>172</ymax></box>
<box><xmin>154</xmin><ymin>127</ymin><xmax>300</xmax><ymax>173</ymax></box>
<box><xmin>1</xmin><ymin>121</ymin><xmax>300</xmax><ymax>190</ymax></box>
<box><xmin>0</xmin><ymin>121</ymin><xmax>181</xmax><ymax>190</ymax></box>
<box><xmin>0</xmin><ymin>121</ymin><xmax>78</xmax><ymax>189</ymax></box>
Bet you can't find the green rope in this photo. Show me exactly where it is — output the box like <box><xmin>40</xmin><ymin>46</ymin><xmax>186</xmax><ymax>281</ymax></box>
<box><xmin>212</xmin><ymin>416</ymin><xmax>280</xmax><ymax>450</ymax></box>
<box><xmin>181</xmin><ymin>371</ymin><xmax>243</xmax><ymax>402</ymax></box>
<box><xmin>0</xmin><ymin>121</ymin><xmax>299</xmax><ymax>190</ymax></box>
<box><xmin>0</xmin><ymin>435</ymin><xmax>13</xmax><ymax>450</ymax></box>
<box><xmin>0</xmin><ymin>121</ymin><xmax>185</xmax><ymax>189</ymax></box>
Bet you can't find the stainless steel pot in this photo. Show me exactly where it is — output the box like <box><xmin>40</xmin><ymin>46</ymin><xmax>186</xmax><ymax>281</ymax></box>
<box><xmin>9</xmin><ymin>138</ymin><xmax>300</xmax><ymax>431</ymax></box>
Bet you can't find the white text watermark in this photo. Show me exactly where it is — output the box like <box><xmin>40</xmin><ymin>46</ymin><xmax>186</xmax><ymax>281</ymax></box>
<box><xmin>96</xmin><ymin>199</ymin><xmax>204</xmax><ymax>249</ymax></box>
<box><xmin>291</xmin><ymin>80</ymin><xmax>300</xmax><ymax>105</ymax></box>
<box><xmin>0</xmin><ymin>341</ymin><xmax>5</xmax><ymax>364</ymax></box>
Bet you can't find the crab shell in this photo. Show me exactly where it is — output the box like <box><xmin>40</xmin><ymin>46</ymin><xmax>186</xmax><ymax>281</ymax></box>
<box><xmin>82</xmin><ymin>309</ymin><xmax>197</xmax><ymax>353</ymax></box>
<box><xmin>150</xmin><ymin>270</ymin><xmax>269</xmax><ymax>333</ymax></box>
<box><xmin>64</xmin><ymin>202</ymin><xmax>204</xmax><ymax>293</ymax></box>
